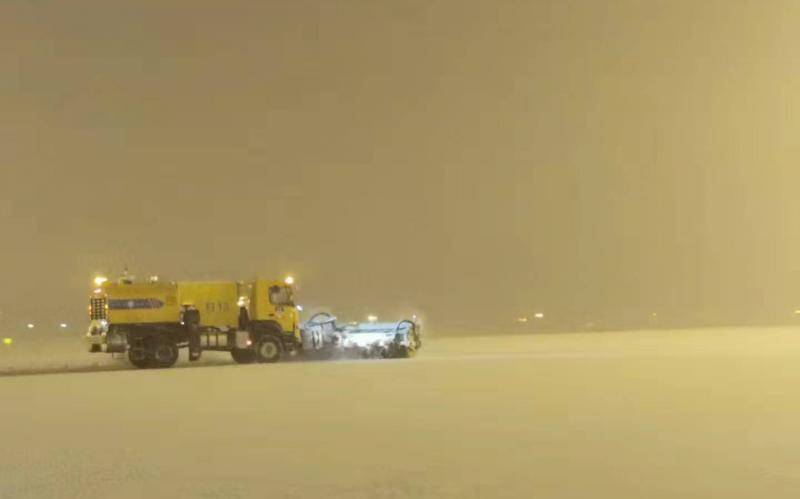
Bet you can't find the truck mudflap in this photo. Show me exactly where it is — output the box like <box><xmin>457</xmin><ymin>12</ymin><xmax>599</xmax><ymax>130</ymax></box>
<box><xmin>302</xmin><ymin>313</ymin><xmax>421</xmax><ymax>359</ymax></box>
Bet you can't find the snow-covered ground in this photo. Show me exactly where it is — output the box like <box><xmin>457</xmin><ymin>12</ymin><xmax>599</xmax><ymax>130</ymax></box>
<box><xmin>3</xmin><ymin>327</ymin><xmax>800</xmax><ymax>498</ymax></box>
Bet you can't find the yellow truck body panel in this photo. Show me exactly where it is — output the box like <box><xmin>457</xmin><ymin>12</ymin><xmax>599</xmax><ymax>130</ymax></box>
<box><xmin>106</xmin><ymin>282</ymin><xmax>180</xmax><ymax>324</ymax></box>
<box><xmin>103</xmin><ymin>281</ymin><xmax>239</xmax><ymax>328</ymax></box>
<box><xmin>177</xmin><ymin>282</ymin><xmax>239</xmax><ymax>328</ymax></box>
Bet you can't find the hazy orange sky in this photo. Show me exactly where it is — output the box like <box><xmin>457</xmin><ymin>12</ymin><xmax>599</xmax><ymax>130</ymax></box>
<box><xmin>2</xmin><ymin>1</ymin><xmax>800</xmax><ymax>330</ymax></box>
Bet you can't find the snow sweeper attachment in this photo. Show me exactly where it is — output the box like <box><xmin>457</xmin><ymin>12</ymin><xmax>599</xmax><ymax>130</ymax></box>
<box><xmin>301</xmin><ymin>313</ymin><xmax>422</xmax><ymax>359</ymax></box>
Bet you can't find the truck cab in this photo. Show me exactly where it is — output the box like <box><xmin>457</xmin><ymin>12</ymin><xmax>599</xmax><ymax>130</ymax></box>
<box><xmin>236</xmin><ymin>278</ymin><xmax>301</xmax><ymax>364</ymax></box>
<box><xmin>248</xmin><ymin>278</ymin><xmax>300</xmax><ymax>342</ymax></box>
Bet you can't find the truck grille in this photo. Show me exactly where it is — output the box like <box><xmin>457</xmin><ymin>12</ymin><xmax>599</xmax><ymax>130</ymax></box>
<box><xmin>90</xmin><ymin>296</ymin><xmax>108</xmax><ymax>320</ymax></box>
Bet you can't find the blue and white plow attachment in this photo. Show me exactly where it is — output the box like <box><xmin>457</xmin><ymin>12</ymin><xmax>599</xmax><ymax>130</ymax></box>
<box><xmin>301</xmin><ymin>313</ymin><xmax>421</xmax><ymax>359</ymax></box>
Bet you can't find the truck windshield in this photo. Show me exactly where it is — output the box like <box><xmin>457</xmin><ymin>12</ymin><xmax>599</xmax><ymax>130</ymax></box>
<box><xmin>268</xmin><ymin>286</ymin><xmax>294</xmax><ymax>306</ymax></box>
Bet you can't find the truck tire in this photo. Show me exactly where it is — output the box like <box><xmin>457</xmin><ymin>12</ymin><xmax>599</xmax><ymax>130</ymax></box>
<box><xmin>254</xmin><ymin>336</ymin><xmax>282</xmax><ymax>363</ymax></box>
<box><xmin>151</xmin><ymin>340</ymin><xmax>179</xmax><ymax>368</ymax></box>
<box><xmin>231</xmin><ymin>349</ymin><xmax>256</xmax><ymax>364</ymax></box>
<box><xmin>128</xmin><ymin>347</ymin><xmax>151</xmax><ymax>369</ymax></box>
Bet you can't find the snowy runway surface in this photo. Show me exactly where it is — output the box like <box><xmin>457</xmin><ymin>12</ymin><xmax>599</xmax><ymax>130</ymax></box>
<box><xmin>3</xmin><ymin>328</ymin><xmax>800</xmax><ymax>498</ymax></box>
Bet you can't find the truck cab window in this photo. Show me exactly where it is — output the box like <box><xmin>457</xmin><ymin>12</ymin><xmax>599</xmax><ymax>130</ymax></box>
<box><xmin>269</xmin><ymin>285</ymin><xmax>294</xmax><ymax>306</ymax></box>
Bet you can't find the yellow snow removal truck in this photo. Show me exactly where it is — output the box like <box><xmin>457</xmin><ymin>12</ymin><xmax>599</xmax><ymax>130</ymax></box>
<box><xmin>86</xmin><ymin>275</ymin><xmax>300</xmax><ymax>368</ymax></box>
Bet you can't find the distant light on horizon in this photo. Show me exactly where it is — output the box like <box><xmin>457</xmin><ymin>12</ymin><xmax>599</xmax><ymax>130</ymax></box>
<box><xmin>367</xmin><ymin>315</ymin><xmax>378</xmax><ymax>323</ymax></box>
<box><xmin>59</xmin><ymin>323</ymin><xmax>68</xmax><ymax>328</ymax></box>
<box><xmin>93</xmin><ymin>276</ymin><xmax>108</xmax><ymax>286</ymax></box>
<box><xmin>534</xmin><ymin>312</ymin><xmax>545</xmax><ymax>319</ymax></box>
<box><xmin>517</xmin><ymin>317</ymin><xmax>529</xmax><ymax>323</ymax></box>
<box><xmin>2</xmin><ymin>338</ymin><xmax>11</xmax><ymax>346</ymax></box>
<box><xmin>26</xmin><ymin>323</ymin><xmax>34</xmax><ymax>329</ymax></box>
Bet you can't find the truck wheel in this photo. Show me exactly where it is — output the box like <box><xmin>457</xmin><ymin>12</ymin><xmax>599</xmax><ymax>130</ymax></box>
<box><xmin>231</xmin><ymin>349</ymin><xmax>256</xmax><ymax>364</ymax></box>
<box><xmin>255</xmin><ymin>336</ymin><xmax>282</xmax><ymax>363</ymax></box>
<box><xmin>151</xmin><ymin>340</ymin><xmax>179</xmax><ymax>368</ymax></box>
<box><xmin>128</xmin><ymin>347</ymin><xmax>151</xmax><ymax>369</ymax></box>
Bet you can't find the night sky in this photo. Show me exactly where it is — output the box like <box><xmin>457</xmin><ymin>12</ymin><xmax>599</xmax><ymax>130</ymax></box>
<box><xmin>3</xmin><ymin>1</ymin><xmax>800</xmax><ymax>331</ymax></box>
